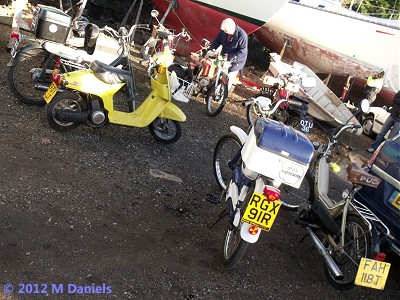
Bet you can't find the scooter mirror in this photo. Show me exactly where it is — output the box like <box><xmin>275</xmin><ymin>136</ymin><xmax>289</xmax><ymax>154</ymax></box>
<box><xmin>301</xmin><ymin>77</ymin><xmax>316</xmax><ymax>88</ymax></box>
<box><xmin>201</xmin><ymin>38</ymin><xmax>210</xmax><ymax>47</ymax></box>
<box><xmin>360</xmin><ymin>99</ymin><xmax>370</xmax><ymax>113</ymax></box>
<box><xmin>151</xmin><ymin>10</ymin><xmax>159</xmax><ymax>18</ymax></box>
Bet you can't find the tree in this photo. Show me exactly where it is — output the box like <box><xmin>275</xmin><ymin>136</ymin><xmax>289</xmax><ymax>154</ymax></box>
<box><xmin>342</xmin><ymin>0</ymin><xmax>400</xmax><ymax>19</ymax></box>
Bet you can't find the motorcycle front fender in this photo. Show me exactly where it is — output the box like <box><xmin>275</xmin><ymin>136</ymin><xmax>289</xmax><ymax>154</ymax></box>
<box><xmin>158</xmin><ymin>101</ymin><xmax>186</xmax><ymax>122</ymax></box>
<box><xmin>240</xmin><ymin>222</ymin><xmax>262</xmax><ymax>243</ymax></box>
<box><xmin>229</xmin><ymin>125</ymin><xmax>248</xmax><ymax>145</ymax></box>
<box><xmin>7</xmin><ymin>42</ymin><xmax>43</xmax><ymax>67</ymax></box>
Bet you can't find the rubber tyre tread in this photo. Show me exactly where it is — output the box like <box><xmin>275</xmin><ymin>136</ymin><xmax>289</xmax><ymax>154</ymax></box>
<box><xmin>205</xmin><ymin>82</ymin><xmax>228</xmax><ymax>117</ymax></box>
<box><xmin>148</xmin><ymin>118</ymin><xmax>182</xmax><ymax>144</ymax></box>
<box><xmin>323</xmin><ymin>214</ymin><xmax>372</xmax><ymax>291</ymax></box>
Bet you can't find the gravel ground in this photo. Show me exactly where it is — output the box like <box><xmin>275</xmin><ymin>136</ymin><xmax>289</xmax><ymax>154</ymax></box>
<box><xmin>0</xmin><ymin>21</ymin><xmax>398</xmax><ymax>300</ymax></box>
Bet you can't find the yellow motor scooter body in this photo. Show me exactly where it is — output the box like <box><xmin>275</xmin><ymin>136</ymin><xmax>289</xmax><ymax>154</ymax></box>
<box><xmin>62</xmin><ymin>69</ymin><xmax>186</xmax><ymax>127</ymax></box>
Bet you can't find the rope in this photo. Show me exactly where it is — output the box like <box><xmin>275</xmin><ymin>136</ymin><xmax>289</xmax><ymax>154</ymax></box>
<box><xmin>170</xmin><ymin>7</ymin><xmax>203</xmax><ymax>50</ymax></box>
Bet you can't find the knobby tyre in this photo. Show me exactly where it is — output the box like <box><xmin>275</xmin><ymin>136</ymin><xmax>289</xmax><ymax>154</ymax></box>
<box><xmin>221</xmin><ymin>187</ymin><xmax>253</xmax><ymax>269</ymax></box>
<box><xmin>205</xmin><ymin>81</ymin><xmax>228</xmax><ymax>117</ymax></box>
<box><xmin>213</xmin><ymin>133</ymin><xmax>242</xmax><ymax>190</ymax></box>
<box><xmin>148</xmin><ymin>118</ymin><xmax>182</xmax><ymax>144</ymax></box>
<box><xmin>324</xmin><ymin>214</ymin><xmax>372</xmax><ymax>290</ymax></box>
<box><xmin>8</xmin><ymin>48</ymin><xmax>57</xmax><ymax>106</ymax></box>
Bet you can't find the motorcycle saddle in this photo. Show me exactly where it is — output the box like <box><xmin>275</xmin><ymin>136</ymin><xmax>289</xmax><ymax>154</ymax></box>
<box><xmin>90</xmin><ymin>60</ymin><xmax>131</xmax><ymax>84</ymax></box>
<box><xmin>346</xmin><ymin>163</ymin><xmax>381</xmax><ymax>188</ymax></box>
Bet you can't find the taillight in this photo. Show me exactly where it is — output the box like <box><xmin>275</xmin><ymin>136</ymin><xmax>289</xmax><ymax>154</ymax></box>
<box><xmin>263</xmin><ymin>186</ymin><xmax>281</xmax><ymax>201</ymax></box>
<box><xmin>374</xmin><ymin>252</ymin><xmax>386</xmax><ymax>261</ymax></box>
<box><xmin>51</xmin><ymin>69</ymin><xmax>66</xmax><ymax>86</ymax></box>
<box><xmin>279</xmin><ymin>89</ymin><xmax>288</xmax><ymax>99</ymax></box>
<box><xmin>368</xmin><ymin>141</ymin><xmax>385</xmax><ymax>168</ymax></box>
<box><xmin>10</xmin><ymin>32</ymin><xmax>20</xmax><ymax>39</ymax></box>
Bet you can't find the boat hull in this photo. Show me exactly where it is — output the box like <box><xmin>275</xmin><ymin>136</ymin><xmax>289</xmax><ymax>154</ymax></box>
<box><xmin>152</xmin><ymin>0</ymin><xmax>288</xmax><ymax>56</ymax></box>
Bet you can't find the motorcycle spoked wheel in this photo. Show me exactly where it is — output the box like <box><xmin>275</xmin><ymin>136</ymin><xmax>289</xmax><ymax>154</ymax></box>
<box><xmin>323</xmin><ymin>215</ymin><xmax>372</xmax><ymax>291</ymax></box>
<box><xmin>205</xmin><ymin>81</ymin><xmax>228</xmax><ymax>117</ymax></box>
<box><xmin>148</xmin><ymin>118</ymin><xmax>182</xmax><ymax>144</ymax></box>
<box><xmin>212</xmin><ymin>132</ymin><xmax>242</xmax><ymax>190</ymax></box>
<box><xmin>221</xmin><ymin>187</ymin><xmax>253</xmax><ymax>269</ymax></box>
<box><xmin>8</xmin><ymin>48</ymin><xmax>57</xmax><ymax>106</ymax></box>
<box><xmin>46</xmin><ymin>91</ymin><xmax>88</xmax><ymax>131</ymax></box>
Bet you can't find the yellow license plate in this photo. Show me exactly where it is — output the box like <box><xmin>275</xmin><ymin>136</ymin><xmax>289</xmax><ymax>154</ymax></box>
<box><xmin>43</xmin><ymin>82</ymin><xmax>58</xmax><ymax>102</ymax></box>
<box><xmin>241</xmin><ymin>191</ymin><xmax>281</xmax><ymax>232</ymax></box>
<box><xmin>355</xmin><ymin>257</ymin><xmax>391</xmax><ymax>289</ymax></box>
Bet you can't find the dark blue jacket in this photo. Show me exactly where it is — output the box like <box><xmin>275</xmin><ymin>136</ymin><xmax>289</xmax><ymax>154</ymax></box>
<box><xmin>210</xmin><ymin>25</ymin><xmax>248</xmax><ymax>72</ymax></box>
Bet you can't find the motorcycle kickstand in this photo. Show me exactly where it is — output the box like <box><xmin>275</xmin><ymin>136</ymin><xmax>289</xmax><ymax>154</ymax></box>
<box><xmin>208</xmin><ymin>208</ymin><xmax>228</xmax><ymax>229</ymax></box>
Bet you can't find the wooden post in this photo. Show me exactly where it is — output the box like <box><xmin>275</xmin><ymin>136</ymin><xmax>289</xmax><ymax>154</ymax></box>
<box><xmin>8</xmin><ymin>0</ymin><xmax>28</xmax><ymax>48</ymax></box>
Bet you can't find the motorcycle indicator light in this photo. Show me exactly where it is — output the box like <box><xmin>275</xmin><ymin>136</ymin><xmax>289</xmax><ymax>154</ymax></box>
<box><xmin>374</xmin><ymin>252</ymin><xmax>386</xmax><ymax>261</ymax></box>
<box><xmin>248</xmin><ymin>225</ymin><xmax>259</xmax><ymax>235</ymax></box>
<box><xmin>263</xmin><ymin>186</ymin><xmax>281</xmax><ymax>201</ymax></box>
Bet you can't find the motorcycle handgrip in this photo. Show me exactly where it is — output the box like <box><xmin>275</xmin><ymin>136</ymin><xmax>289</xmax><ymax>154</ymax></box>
<box><xmin>288</xmin><ymin>99</ymin><xmax>303</xmax><ymax>107</ymax></box>
<box><xmin>242</xmin><ymin>99</ymin><xmax>254</xmax><ymax>107</ymax></box>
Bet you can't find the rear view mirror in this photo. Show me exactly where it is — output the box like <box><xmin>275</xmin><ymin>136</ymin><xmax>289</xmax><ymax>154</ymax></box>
<box><xmin>151</xmin><ymin>10</ymin><xmax>159</xmax><ymax>18</ymax></box>
<box><xmin>201</xmin><ymin>38</ymin><xmax>210</xmax><ymax>48</ymax></box>
<box><xmin>301</xmin><ymin>77</ymin><xmax>316</xmax><ymax>88</ymax></box>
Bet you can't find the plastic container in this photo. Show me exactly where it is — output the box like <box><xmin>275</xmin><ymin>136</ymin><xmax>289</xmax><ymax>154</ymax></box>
<box><xmin>31</xmin><ymin>5</ymin><xmax>72</xmax><ymax>44</ymax></box>
<box><xmin>241</xmin><ymin>118</ymin><xmax>314</xmax><ymax>188</ymax></box>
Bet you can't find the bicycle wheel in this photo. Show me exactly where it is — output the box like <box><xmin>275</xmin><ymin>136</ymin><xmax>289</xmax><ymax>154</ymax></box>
<box><xmin>8</xmin><ymin>48</ymin><xmax>57</xmax><ymax>106</ymax></box>
<box><xmin>279</xmin><ymin>170</ymin><xmax>313</xmax><ymax>211</ymax></box>
<box><xmin>221</xmin><ymin>187</ymin><xmax>253</xmax><ymax>269</ymax></box>
<box><xmin>213</xmin><ymin>132</ymin><xmax>242</xmax><ymax>190</ymax></box>
<box><xmin>205</xmin><ymin>81</ymin><xmax>228</xmax><ymax>117</ymax></box>
<box><xmin>324</xmin><ymin>214</ymin><xmax>372</xmax><ymax>290</ymax></box>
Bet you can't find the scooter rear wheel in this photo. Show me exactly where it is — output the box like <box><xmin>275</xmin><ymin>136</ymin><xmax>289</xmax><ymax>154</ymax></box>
<box><xmin>323</xmin><ymin>214</ymin><xmax>372</xmax><ymax>290</ymax></box>
<box><xmin>148</xmin><ymin>118</ymin><xmax>182</xmax><ymax>144</ymax></box>
<box><xmin>46</xmin><ymin>91</ymin><xmax>87</xmax><ymax>131</ymax></box>
<box><xmin>221</xmin><ymin>187</ymin><xmax>253</xmax><ymax>269</ymax></box>
<box><xmin>205</xmin><ymin>81</ymin><xmax>228</xmax><ymax>117</ymax></box>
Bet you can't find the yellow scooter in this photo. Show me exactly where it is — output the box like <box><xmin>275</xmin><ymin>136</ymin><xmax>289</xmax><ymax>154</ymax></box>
<box><xmin>43</xmin><ymin>31</ymin><xmax>188</xmax><ymax>144</ymax></box>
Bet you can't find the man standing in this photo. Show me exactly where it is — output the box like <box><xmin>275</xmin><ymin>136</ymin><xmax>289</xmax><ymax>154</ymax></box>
<box><xmin>367</xmin><ymin>90</ymin><xmax>400</xmax><ymax>153</ymax></box>
<box><xmin>209</xmin><ymin>18</ymin><xmax>248</xmax><ymax>92</ymax></box>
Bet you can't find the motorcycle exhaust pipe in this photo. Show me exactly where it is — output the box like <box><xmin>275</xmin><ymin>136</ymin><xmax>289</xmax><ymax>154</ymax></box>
<box><xmin>34</xmin><ymin>83</ymin><xmax>52</xmax><ymax>91</ymax></box>
<box><xmin>307</xmin><ymin>228</ymin><xmax>344</xmax><ymax>280</ymax></box>
<box><xmin>55</xmin><ymin>109</ymin><xmax>89</xmax><ymax>124</ymax></box>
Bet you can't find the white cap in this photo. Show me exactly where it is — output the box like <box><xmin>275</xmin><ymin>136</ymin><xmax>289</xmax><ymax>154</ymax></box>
<box><xmin>221</xmin><ymin>18</ymin><xmax>236</xmax><ymax>35</ymax></box>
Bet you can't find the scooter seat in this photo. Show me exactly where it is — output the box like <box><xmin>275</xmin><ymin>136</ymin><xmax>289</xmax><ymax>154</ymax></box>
<box><xmin>90</xmin><ymin>60</ymin><xmax>131</xmax><ymax>84</ymax></box>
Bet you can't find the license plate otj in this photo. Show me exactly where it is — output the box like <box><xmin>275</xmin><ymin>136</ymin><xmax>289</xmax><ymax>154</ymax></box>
<box><xmin>43</xmin><ymin>82</ymin><xmax>58</xmax><ymax>102</ymax></box>
<box><xmin>241</xmin><ymin>191</ymin><xmax>281</xmax><ymax>232</ymax></box>
<box><xmin>355</xmin><ymin>257</ymin><xmax>391</xmax><ymax>289</ymax></box>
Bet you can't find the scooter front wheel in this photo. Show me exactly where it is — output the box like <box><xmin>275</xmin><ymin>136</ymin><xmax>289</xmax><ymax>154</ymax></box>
<box><xmin>205</xmin><ymin>81</ymin><xmax>228</xmax><ymax>117</ymax></box>
<box><xmin>46</xmin><ymin>91</ymin><xmax>87</xmax><ymax>131</ymax></box>
<box><xmin>148</xmin><ymin>118</ymin><xmax>182</xmax><ymax>144</ymax></box>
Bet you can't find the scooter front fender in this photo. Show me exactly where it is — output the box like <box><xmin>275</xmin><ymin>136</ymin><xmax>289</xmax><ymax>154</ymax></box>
<box><xmin>230</xmin><ymin>125</ymin><xmax>248</xmax><ymax>145</ymax></box>
<box><xmin>158</xmin><ymin>101</ymin><xmax>187</xmax><ymax>122</ymax></box>
<box><xmin>7</xmin><ymin>43</ymin><xmax>43</xmax><ymax>67</ymax></box>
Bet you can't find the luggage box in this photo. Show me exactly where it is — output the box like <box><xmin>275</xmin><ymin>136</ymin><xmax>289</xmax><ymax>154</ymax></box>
<box><xmin>241</xmin><ymin>118</ymin><xmax>314</xmax><ymax>188</ymax></box>
<box><xmin>31</xmin><ymin>5</ymin><xmax>72</xmax><ymax>44</ymax></box>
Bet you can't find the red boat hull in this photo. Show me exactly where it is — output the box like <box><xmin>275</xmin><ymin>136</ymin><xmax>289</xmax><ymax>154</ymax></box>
<box><xmin>152</xmin><ymin>0</ymin><xmax>259</xmax><ymax>57</ymax></box>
